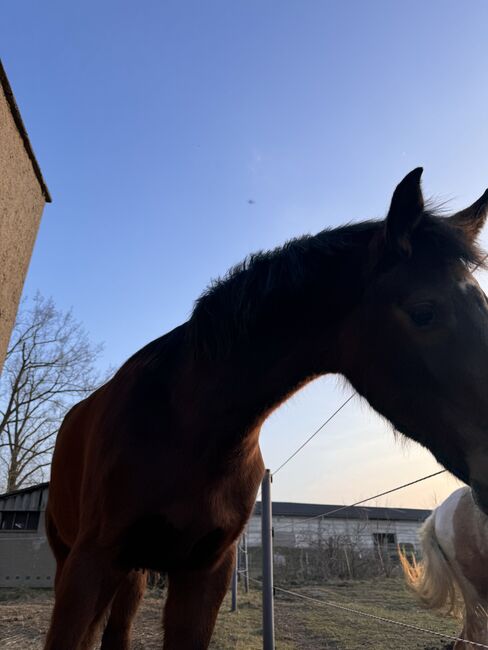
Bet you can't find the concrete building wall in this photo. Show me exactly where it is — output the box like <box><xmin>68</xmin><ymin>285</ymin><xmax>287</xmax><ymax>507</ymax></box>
<box><xmin>0</xmin><ymin>61</ymin><xmax>50</xmax><ymax>374</ymax></box>
<box><xmin>0</xmin><ymin>484</ymin><xmax>55</xmax><ymax>588</ymax></box>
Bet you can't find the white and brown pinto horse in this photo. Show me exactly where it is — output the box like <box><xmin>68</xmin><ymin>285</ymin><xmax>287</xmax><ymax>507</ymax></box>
<box><xmin>401</xmin><ymin>487</ymin><xmax>488</xmax><ymax>649</ymax></box>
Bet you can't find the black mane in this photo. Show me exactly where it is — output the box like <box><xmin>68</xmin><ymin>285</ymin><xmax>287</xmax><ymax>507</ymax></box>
<box><xmin>186</xmin><ymin>212</ymin><xmax>485</xmax><ymax>359</ymax></box>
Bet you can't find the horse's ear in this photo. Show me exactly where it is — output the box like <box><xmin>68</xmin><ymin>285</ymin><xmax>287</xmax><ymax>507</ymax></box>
<box><xmin>384</xmin><ymin>167</ymin><xmax>424</xmax><ymax>257</ymax></box>
<box><xmin>449</xmin><ymin>189</ymin><xmax>488</xmax><ymax>242</ymax></box>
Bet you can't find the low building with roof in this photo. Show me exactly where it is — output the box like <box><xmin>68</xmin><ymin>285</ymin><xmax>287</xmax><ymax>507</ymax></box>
<box><xmin>0</xmin><ymin>481</ymin><xmax>431</xmax><ymax>588</ymax></box>
<box><xmin>0</xmin><ymin>482</ymin><xmax>53</xmax><ymax>587</ymax></box>
<box><xmin>244</xmin><ymin>501</ymin><xmax>431</xmax><ymax>581</ymax></box>
<box><xmin>250</xmin><ymin>500</ymin><xmax>431</xmax><ymax>553</ymax></box>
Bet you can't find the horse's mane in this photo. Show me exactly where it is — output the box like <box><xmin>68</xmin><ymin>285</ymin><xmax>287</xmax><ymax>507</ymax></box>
<box><xmin>187</xmin><ymin>211</ymin><xmax>485</xmax><ymax>359</ymax></box>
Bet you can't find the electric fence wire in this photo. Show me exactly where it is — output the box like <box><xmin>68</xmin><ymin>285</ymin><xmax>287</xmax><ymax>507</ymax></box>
<box><xmin>273</xmin><ymin>392</ymin><xmax>356</xmax><ymax>476</ymax></box>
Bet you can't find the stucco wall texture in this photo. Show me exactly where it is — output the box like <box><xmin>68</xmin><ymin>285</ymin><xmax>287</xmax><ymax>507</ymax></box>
<box><xmin>0</xmin><ymin>65</ymin><xmax>49</xmax><ymax>374</ymax></box>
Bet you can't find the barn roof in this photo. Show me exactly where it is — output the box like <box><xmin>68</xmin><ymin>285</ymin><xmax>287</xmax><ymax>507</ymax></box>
<box><xmin>0</xmin><ymin>482</ymin><xmax>49</xmax><ymax>501</ymax></box>
<box><xmin>253</xmin><ymin>501</ymin><xmax>431</xmax><ymax>522</ymax></box>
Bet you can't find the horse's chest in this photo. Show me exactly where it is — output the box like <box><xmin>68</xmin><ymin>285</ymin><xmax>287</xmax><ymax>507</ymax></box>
<box><xmin>118</xmin><ymin>472</ymin><xmax>257</xmax><ymax>574</ymax></box>
<box><xmin>115</xmin><ymin>435</ymin><xmax>263</xmax><ymax>573</ymax></box>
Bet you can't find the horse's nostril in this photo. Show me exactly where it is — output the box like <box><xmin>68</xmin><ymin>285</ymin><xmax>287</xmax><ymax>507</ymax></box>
<box><xmin>470</xmin><ymin>480</ymin><xmax>488</xmax><ymax>515</ymax></box>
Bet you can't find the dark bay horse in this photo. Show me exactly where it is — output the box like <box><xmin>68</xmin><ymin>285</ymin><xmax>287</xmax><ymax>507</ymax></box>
<box><xmin>45</xmin><ymin>168</ymin><xmax>488</xmax><ymax>649</ymax></box>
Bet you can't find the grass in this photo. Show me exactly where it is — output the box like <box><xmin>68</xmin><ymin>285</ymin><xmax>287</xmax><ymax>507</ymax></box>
<box><xmin>0</xmin><ymin>577</ymin><xmax>462</xmax><ymax>649</ymax></box>
<box><xmin>212</xmin><ymin>577</ymin><xmax>461</xmax><ymax>649</ymax></box>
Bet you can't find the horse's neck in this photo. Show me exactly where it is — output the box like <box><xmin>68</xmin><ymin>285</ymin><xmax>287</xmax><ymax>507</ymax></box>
<box><xmin>213</xmin><ymin>248</ymin><xmax>369</xmax><ymax>428</ymax></box>
<box><xmin>231</xmin><ymin>326</ymin><xmax>344</xmax><ymax>424</ymax></box>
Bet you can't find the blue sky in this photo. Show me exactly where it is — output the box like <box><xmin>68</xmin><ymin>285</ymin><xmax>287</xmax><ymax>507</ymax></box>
<box><xmin>2</xmin><ymin>0</ymin><xmax>488</xmax><ymax>508</ymax></box>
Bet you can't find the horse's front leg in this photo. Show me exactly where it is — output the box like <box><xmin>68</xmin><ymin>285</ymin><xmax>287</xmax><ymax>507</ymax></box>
<box><xmin>43</xmin><ymin>541</ymin><xmax>125</xmax><ymax>650</ymax></box>
<box><xmin>100</xmin><ymin>569</ymin><xmax>148</xmax><ymax>650</ymax></box>
<box><xmin>163</xmin><ymin>545</ymin><xmax>236</xmax><ymax>650</ymax></box>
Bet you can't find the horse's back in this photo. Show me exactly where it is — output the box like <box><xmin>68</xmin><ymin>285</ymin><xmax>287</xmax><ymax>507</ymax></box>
<box><xmin>433</xmin><ymin>486</ymin><xmax>471</xmax><ymax>560</ymax></box>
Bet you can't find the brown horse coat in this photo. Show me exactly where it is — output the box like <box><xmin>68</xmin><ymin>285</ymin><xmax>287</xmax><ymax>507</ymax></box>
<box><xmin>45</xmin><ymin>168</ymin><xmax>488</xmax><ymax>649</ymax></box>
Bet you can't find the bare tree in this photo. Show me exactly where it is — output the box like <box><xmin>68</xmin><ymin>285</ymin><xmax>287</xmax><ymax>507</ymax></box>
<box><xmin>0</xmin><ymin>294</ymin><xmax>106</xmax><ymax>491</ymax></box>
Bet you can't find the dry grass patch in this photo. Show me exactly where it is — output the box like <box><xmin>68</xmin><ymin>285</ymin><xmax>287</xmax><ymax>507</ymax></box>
<box><xmin>0</xmin><ymin>578</ymin><xmax>463</xmax><ymax>649</ymax></box>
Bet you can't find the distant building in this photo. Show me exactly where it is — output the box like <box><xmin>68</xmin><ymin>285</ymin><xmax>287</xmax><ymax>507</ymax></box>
<box><xmin>0</xmin><ymin>60</ymin><xmax>51</xmax><ymax>374</ymax></box>
<box><xmin>0</xmin><ymin>482</ymin><xmax>53</xmax><ymax>587</ymax></box>
<box><xmin>250</xmin><ymin>501</ymin><xmax>431</xmax><ymax>553</ymax></box>
<box><xmin>0</xmin><ymin>482</ymin><xmax>431</xmax><ymax>588</ymax></box>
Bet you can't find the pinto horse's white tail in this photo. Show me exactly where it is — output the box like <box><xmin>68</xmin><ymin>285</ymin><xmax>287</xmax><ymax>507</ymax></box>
<box><xmin>399</xmin><ymin>513</ymin><xmax>462</xmax><ymax>618</ymax></box>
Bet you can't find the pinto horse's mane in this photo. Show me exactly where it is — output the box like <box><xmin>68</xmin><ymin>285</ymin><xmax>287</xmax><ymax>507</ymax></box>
<box><xmin>187</xmin><ymin>210</ymin><xmax>485</xmax><ymax>359</ymax></box>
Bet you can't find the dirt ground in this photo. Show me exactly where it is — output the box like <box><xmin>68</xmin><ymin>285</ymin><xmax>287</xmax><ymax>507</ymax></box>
<box><xmin>0</xmin><ymin>578</ymin><xmax>462</xmax><ymax>649</ymax></box>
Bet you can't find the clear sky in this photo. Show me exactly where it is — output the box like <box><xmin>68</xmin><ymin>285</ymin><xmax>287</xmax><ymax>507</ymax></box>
<box><xmin>2</xmin><ymin>0</ymin><xmax>488</xmax><ymax>509</ymax></box>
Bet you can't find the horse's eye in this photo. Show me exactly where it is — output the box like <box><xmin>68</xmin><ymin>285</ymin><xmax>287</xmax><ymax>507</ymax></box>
<box><xmin>408</xmin><ymin>304</ymin><xmax>435</xmax><ymax>328</ymax></box>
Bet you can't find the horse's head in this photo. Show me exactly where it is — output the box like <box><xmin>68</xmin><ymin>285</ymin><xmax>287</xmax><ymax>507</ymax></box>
<box><xmin>343</xmin><ymin>169</ymin><xmax>488</xmax><ymax>510</ymax></box>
